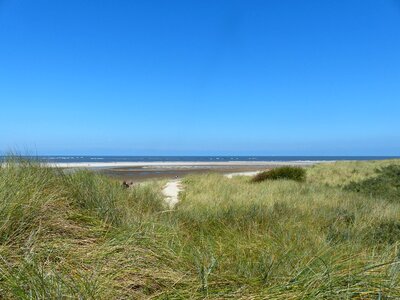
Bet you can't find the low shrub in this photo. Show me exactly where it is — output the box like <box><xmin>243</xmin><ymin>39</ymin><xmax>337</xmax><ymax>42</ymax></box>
<box><xmin>344</xmin><ymin>165</ymin><xmax>400</xmax><ymax>201</ymax></box>
<box><xmin>251</xmin><ymin>166</ymin><xmax>306</xmax><ymax>183</ymax></box>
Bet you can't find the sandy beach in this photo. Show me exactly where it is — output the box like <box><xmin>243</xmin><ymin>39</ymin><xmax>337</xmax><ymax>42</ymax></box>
<box><xmin>51</xmin><ymin>160</ymin><xmax>328</xmax><ymax>182</ymax></box>
<box><xmin>0</xmin><ymin>159</ymin><xmax>333</xmax><ymax>181</ymax></box>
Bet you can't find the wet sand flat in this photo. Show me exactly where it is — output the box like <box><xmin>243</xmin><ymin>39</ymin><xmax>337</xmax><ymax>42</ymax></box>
<box><xmin>100</xmin><ymin>165</ymin><xmax>267</xmax><ymax>181</ymax></box>
<box><xmin>94</xmin><ymin>161</ymin><xmax>324</xmax><ymax>182</ymax></box>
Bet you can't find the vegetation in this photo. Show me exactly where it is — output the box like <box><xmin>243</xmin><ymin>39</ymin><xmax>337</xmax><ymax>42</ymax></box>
<box><xmin>0</xmin><ymin>157</ymin><xmax>400</xmax><ymax>299</ymax></box>
<box><xmin>345</xmin><ymin>165</ymin><xmax>400</xmax><ymax>202</ymax></box>
<box><xmin>251</xmin><ymin>166</ymin><xmax>306</xmax><ymax>183</ymax></box>
<box><xmin>306</xmin><ymin>159</ymin><xmax>400</xmax><ymax>186</ymax></box>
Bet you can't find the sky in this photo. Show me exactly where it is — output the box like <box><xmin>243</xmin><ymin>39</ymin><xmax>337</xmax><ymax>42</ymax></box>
<box><xmin>1</xmin><ymin>0</ymin><xmax>400</xmax><ymax>156</ymax></box>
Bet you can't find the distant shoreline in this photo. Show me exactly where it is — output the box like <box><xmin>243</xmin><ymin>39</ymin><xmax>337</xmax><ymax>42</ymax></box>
<box><xmin>2</xmin><ymin>155</ymin><xmax>397</xmax><ymax>165</ymax></box>
<box><xmin>4</xmin><ymin>157</ymin><xmax>399</xmax><ymax>182</ymax></box>
<box><xmin>46</xmin><ymin>160</ymin><xmax>328</xmax><ymax>169</ymax></box>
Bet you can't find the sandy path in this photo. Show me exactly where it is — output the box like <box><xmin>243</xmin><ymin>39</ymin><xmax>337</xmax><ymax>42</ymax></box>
<box><xmin>162</xmin><ymin>180</ymin><xmax>182</xmax><ymax>209</ymax></box>
<box><xmin>162</xmin><ymin>171</ymin><xmax>261</xmax><ymax>208</ymax></box>
<box><xmin>224</xmin><ymin>171</ymin><xmax>260</xmax><ymax>178</ymax></box>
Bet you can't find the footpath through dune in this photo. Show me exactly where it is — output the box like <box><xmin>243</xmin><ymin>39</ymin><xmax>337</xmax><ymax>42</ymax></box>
<box><xmin>162</xmin><ymin>179</ymin><xmax>182</xmax><ymax>209</ymax></box>
<box><xmin>162</xmin><ymin>171</ymin><xmax>262</xmax><ymax>208</ymax></box>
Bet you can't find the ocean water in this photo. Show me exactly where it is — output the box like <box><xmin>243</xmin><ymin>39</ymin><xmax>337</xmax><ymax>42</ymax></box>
<box><xmin>1</xmin><ymin>156</ymin><xmax>398</xmax><ymax>163</ymax></box>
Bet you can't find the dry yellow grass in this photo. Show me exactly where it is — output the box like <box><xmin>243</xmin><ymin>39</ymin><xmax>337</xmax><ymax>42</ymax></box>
<box><xmin>0</xmin><ymin>158</ymin><xmax>399</xmax><ymax>299</ymax></box>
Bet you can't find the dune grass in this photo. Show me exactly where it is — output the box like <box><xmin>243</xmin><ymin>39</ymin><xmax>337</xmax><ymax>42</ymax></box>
<box><xmin>0</xmin><ymin>157</ymin><xmax>400</xmax><ymax>298</ymax></box>
<box><xmin>306</xmin><ymin>159</ymin><xmax>400</xmax><ymax>186</ymax></box>
<box><xmin>344</xmin><ymin>165</ymin><xmax>400</xmax><ymax>202</ymax></box>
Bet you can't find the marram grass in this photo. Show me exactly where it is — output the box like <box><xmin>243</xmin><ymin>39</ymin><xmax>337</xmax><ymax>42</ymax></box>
<box><xmin>0</xmin><ymin>157</ymin><xmax>400</xmax><ymax>299</ymax></box>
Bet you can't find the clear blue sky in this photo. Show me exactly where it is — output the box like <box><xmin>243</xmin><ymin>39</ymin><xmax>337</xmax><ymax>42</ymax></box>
<box><xmin>1</xmin><ymin>0</ymin><xmax>399</xmax><ymax>156</ymax></box>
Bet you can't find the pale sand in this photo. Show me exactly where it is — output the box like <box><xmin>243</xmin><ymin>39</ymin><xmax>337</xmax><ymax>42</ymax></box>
<box><xmin>162</xmin><ymin>180</ymin><xmax>182</xmax><ymax>209</ymax></box>
<box><xmin>224</xmin><ymin>171</ymin><xmax>261</xmax><ymax>178</ymax></box>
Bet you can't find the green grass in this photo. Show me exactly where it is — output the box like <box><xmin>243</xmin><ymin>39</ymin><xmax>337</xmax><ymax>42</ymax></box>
<box><xmin>1</xmin><ymin>157</ymin><xmax>400</xmax><ymax>299</ymax></box>
<box><xmin>251</xmin><ymin>166</ymin><xmax>306</xmax><ymax>182</ymax></box>
<box><xmin>344</xmin><ymin>165</ymin><xmax>400</xmax><ymax>202</ymax></box>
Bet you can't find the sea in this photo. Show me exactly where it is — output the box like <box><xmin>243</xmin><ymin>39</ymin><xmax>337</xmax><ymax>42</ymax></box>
<box><xmin>1</xmin><ymin>156</ymin><xmax>398</xmax><ymax>163</ymax></box>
